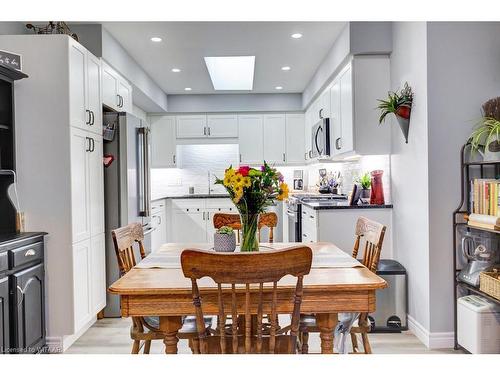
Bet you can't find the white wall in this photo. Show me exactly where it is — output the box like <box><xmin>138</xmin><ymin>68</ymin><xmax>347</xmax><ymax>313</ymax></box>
<box><xmin>166</xmin><ymin>93</ymin><xmax>303</xmax><ymax>113</ymax></box>
<box><xmin>426</xmin><ymin>22</ymin><xmax>500</xmax><ymax>334</ymax></box>
<box><xmin>390</xmin><ymin>22</ymin><xmax>431</xmax><ymax>334</ymax></box>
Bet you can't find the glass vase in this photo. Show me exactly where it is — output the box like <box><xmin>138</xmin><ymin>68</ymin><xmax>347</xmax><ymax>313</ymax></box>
<box><xmin>240</xmin><ymin>212</ymin><xmax>260</xmax><ymax>252</ymax></box>
<box><xmin>370</xmin><ymin>170</ymin><xmax>385</xmax><ymax>205</ymax></box>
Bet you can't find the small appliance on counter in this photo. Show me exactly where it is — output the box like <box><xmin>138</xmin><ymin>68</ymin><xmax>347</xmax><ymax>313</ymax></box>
<box><xmin>457</xmin><ymin>228</ymin><xmax>499</xmax><ymax>287</ymax></box>
<box><xmin>457</xmin><ymin>295</ymin><xmax>500</xmax><ymax>353</ymax></box>
<box><xmin>293</xmin><ymin>169</ymin><xmax>305</xmax><ymax>190</ymax></box>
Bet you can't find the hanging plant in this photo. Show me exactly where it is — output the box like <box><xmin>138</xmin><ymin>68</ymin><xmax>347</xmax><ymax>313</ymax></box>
<box><xmin>377</xmin><ymin>82</ymin><xmax>414</xmax><ymax>143</ymax></box>
<box><xmin>468</xmin><ymin>97</ymin><xmax>500</xmax><ymax>161</ymax></box>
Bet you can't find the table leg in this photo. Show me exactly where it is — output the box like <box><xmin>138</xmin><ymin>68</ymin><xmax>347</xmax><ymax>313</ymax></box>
<box><xmin>316</xmin><ymin>313</ymin><xmax>338</xmax><ymax>354</ymax></box>
<box><xmin>160</xmin><ymin>316</ymin><xmax>183</xmax><ymax>354</ymax></box>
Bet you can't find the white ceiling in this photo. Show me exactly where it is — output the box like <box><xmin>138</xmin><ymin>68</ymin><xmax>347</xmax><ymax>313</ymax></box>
<box><xmin>101</xmin><ymin>22</ymin><xmax>345</xmax><ymax>95</ymax></box>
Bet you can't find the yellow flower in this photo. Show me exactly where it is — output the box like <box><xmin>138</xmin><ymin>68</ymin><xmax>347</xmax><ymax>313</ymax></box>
<box><xmin>231</xmin><ymin>173</ymin><xmax>244</xmax><ymax>186</ymax></box>
<box><xmin>242</xmin><ymin>177</ymin><xmax>251</xmax><ymax>188</ymax></box>
<box><xmin>233</xmin><ymin>185</ymin><xmax>243</xmax><ymax>203</ymax></box>
<box><xmin>223</xmin><ymin>175</ymin><xmax>232</xmax><ymax>186</ymax></box>
<box><xmin>277</xmin><ymin>182</ymin><xmax>289</xmax><ymax>201</ymax></box>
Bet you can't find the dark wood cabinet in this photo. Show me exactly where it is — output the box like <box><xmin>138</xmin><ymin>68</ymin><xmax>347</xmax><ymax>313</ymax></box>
<box><xmin>0</xmin><ymin>276</ymin><xmax>9</xmax><ymax>353</ymax></box>
<box><xmin>11</xmin><ymin>263</ymin><xmax>45</xmax><ymax>352</ymax></box>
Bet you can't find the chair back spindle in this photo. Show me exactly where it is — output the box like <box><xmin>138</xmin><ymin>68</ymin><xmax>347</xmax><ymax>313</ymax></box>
<box><xmin>111</xmin><ymin>222</ymin><xmax>147</xmax><ymax>276</ymax></box>
<box><xmin>181</xmin><ymin>246</ymin><xmax>312</xmax><ymax>354</ymax></box>
<box><xmin>352</xmin><ymin>216</ymin><xmax>386</xmax><ymax>272</ymax></box>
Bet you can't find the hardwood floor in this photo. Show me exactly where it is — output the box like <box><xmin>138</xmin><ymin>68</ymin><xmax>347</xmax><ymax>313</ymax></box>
<box><xmin>65</xmin><ymin>318</ymin><xmax>457</xmax><ymax>354</ymax></box>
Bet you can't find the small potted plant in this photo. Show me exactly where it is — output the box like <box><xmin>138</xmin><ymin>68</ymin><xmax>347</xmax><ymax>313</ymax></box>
<box><xmin>214</xmin><ymin>226</ymin><xmax>236</xmax><ymax>252</ymax></box>
<box><xmin>356</xmin><ymin>172</ymin><xmax>371</xmax><ymax>204</ymax></box>
<box><xmin>469</xmin><ymin>97</ymin><xmax>500</xmax><ymax>161</ymax></box>
<box><xmin>377</xmin><ymin>82</ymin><xmax>414</xmax><ymax>143</ymax></box>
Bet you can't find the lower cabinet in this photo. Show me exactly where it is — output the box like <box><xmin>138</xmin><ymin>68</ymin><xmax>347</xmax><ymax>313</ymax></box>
<box><xmin>72</xmin><ymin>233</ymin><xmax>106</xmax><ymax>333</ymax></box>
<box><xmin>0</xmin><ymin>276</ymin><xmax>9</xmax><ymax>353</ymax></box>
<box><xmin>151</xmin><ymin>200</ymin><xmax>167</xmax><ymax>252</ymax></box>
<box><xmin>169</xmin><ymin>198</ymin><xmax>236</xmax><ymax>243</ymax></box>
<box><xmin>11</xmin><ymin>263</ymin><xmax>45</xmax><ymax>353</ymax></box>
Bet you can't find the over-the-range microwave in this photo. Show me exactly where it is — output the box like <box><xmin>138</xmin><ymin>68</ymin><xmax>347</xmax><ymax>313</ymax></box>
<box><xmin>310</xmin><ymin>118</ymin><xmax>331</xmax><ymax>158</ymax></box>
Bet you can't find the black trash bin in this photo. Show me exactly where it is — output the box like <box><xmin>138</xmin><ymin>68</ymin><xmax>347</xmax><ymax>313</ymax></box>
<box><xmin>368</xmin><ymin>259</ymin><xmax>408</xmax><ymax>333</ymax></box>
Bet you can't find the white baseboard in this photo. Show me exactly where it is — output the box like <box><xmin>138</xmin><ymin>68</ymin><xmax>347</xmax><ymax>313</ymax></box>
<box><xmin>46</xmin><ymin>316</ymin><xmax>97</xmax><ymax>353</ymax></box>
<box><xmin>407</xmin><ymin>315</ymin><xmax>454</xmax><ymax>349</ymax></box>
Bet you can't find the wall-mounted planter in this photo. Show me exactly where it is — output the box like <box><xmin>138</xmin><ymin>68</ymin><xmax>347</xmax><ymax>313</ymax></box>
<box><xmin>396</xmin><ymin>113</ymin><xmax>411</xmax><ymax>144</ymax></box>
<box><xmin>377</xmin><ymin>82</ymin><xmax>414</xmax><ymax>144</ymax></box>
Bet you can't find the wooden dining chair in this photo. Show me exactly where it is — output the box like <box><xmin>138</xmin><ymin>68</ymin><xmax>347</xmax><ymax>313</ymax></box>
<box><xmin>298</xmin><ymin>216</ymin><xmax>386</xmax><ymax>354</ymax></box>
<box><xmin>212</xmin><ymin>212</ymin><xmax>278</xmax><ymax>243</ymax></box>
<box><xmin>111</xmin><ymin>222</ymin><xmax>212</xmax><ymax>354</ymax></box>
<box><xmin>181</xmin><ymin>246</ymin><xmax>313</xmax><ymax>354</ymax></box>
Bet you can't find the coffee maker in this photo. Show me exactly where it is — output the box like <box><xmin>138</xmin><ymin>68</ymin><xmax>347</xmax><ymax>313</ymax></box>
<box><xmin>293</xmin><ymin>170</ymin><xmax>304</xmax><ymax>191</ymax></box>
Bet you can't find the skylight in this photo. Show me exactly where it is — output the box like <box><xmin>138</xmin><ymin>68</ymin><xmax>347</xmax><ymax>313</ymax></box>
<box><xmin>204</xmin><ymin>56</ymin><xmax>255</xmax><ymax>90</ymax></box>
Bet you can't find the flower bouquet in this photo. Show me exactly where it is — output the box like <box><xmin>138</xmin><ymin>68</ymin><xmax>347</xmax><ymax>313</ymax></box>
<box><xmin>215</xmin><ymin>162</ymin><xmax>289</xmax><ymax>251</ymax></box>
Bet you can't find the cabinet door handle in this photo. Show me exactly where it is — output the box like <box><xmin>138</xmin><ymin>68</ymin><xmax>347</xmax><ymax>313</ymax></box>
<box><xmin>85</xmin><ymin>137</ymin><xmax>91</xmax><ymax>152</ymax></box>
<box><xmin>335</xmin><ymin>137</ymin><xmax>342</xmax><ymax>150</ymax></box>
<box><xmin>203</xmin><ymin>212</ymin><xmax>206</xmax><ymax>220</ymax></box>
<box><xmin>239</xmin><ymin>154</ymin><xmax>242</xmax><ymax>163</ymax></box>
<box><xmin>304</xmin><ymin>152</ymin><xmax>308</xmax><ymax>160</ymax></box>
<box><xmin>24</xmin><ymin>249</ymin><xmax>36</xmax><ymax>257</ymax></box>
<box><xmin>283</xmin><ymin>153</ymin><xmax>286</xmax><ymax>162</ymax></box>
<box><xmin>203</xmin><ymin>127</ymin><xmax>207</xmax><ymax>136</ymax></box>
<box><xmin>173</xmin><ymin>154</ymin><xmax>176</xmax><ymax>164</ymax></box>
<box><xmin>319</xmin><ymin>108</ymin><xmax>323</xmax><ymax>119</ymax></box>
<box><xmin>116</xmin><ymin>95</ymin><xmax>121</xmax><ymax>107</ymax></box>
<box><xmin>207</xmin><ymin>212</ymin><xmax>210</xmax><ymax>221</ymax></box>
<box><xmin>120</xmin><ymin>95</ymin><xmax>123</xmax><ymax>108</ymax></box>
<box><xmin>90</xmin><ymin>111</ymin><xmax>95</xmax><ymax>125</ymax></box>
<box><xmin>85</xmin><ymin>109</ymin><xmax>91</xmax><ymax>125</ymax></box>
<box><xmin>91</xmin><ymin>138</ymin><xmax>95</xmax><ymax>152</ymax></box>
<box><xmin>309</xmin><ymin>215</ymin><xmax>314</xmax><ymax>219</ymax></box>
<box><xmin>303</xmin><ymin>233</ymin><xmax>308</xmax><ymax>238</ymax></box>
<box><xmin>208</xmin><ymin>127</ymin><xmax>211</xmax><ymax>136</ymax></box>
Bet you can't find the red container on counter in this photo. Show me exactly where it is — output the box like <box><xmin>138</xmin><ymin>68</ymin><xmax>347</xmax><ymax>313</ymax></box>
<box><xmin>370</xmin><ymin>170</ymin><xmax>385</xmax><ymax>205</ymax></box>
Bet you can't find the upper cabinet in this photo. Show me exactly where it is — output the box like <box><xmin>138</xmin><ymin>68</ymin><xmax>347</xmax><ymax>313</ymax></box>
<box><xmin>101</xmin><ymin>61</ymin><xmax>132</xmax><ymax>113</ymax></box>
<box><xmin>207</xmin><ymin>114</ymin><xmax>238</xmax><ymax>138</ymax></box>
<box><xmin>238</xmin><ymin>114</ymin><xmax>263</xmax><ymax>165</ymax></box>
<box><xmin>69</xmin><ymin>40</ymin><xmax>102</xmax><ymax>135</ymax></box>
<box><xmin>285</xmin><ymin>113</ymin><xmax>305</xmax><ymax>164</ymax></box>
<box><xmin>150</xmin><ymin>115</ymin><xmax>177</xmax><ymax>168</ymax></box>
<box><xmin>176</xmin><ymin>114</ymin><xmax>238</xmax><ymax>139</ymax></box>
<box><xmin>263</xmin><ymin>114</ymin><xmax>286</xmax><ymax>164</ymax></box>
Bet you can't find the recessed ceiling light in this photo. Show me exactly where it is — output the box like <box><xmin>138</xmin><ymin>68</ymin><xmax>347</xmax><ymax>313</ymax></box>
<box><xmin>171</xmin><ymin>68</ymin><xmax>181</xmax><ymax>73</ymax></box>
<box><xmin>281</xmin><ymin>66</ymin><xmax>291</xmax><ymax>71</ymax></box>
<box><xmin>150</xmin><ymin>37</ymin><xmax>162</xmax><ymax>42</ymax></box>
<box><xmin>184</xmin><ymin>87</ymin><xmax>192</xmax><ymax>91</ymax></box>
<box><xmin>275</xmin><ymin>86</ymin><xmax>283</xmax><ymax>90</ymax></box>
<box><xmin>204</xmin><ymin>56</ymin><xmax>255</xmax><ymax>90</ymax></box>
<box><xmin>291</xmin><ymin>33</ymin><xmax>303</xmax><ymax>39</ymax></box>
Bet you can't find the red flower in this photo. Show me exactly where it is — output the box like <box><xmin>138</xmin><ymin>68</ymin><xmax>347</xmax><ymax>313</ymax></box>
<box><xmin>238</xmin><ymin>166</ymin><xmax>251</xmax><ymax>177</ymax></box>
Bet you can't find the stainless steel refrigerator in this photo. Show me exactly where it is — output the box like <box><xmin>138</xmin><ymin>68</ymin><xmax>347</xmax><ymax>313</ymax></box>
<box><xmin>103</xmin><ymin>112</ymin><xmax>152</xmax><ymax>317</ymax></box>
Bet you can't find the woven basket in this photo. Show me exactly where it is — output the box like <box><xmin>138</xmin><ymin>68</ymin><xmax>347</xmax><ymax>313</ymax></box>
<box><xmin>479</xmin><ymin>270</ymin><xmax>500</xmax><ymax>300</ymax></box>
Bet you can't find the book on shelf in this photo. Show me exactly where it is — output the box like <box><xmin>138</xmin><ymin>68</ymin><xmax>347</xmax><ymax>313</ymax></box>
<box><xmin>470</xmin><ymin>178</ymin><xmax>500</xmax><ymax>216</ymax></box>
<box><xmin>467</xmin><ymin>213</ymin><xmax>500</xmax><ymax>231</ymax></box>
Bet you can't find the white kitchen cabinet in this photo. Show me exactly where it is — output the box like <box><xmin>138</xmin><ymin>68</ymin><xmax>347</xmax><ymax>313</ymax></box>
<box><xmin>207</xmin><ymin>114</ymin><xmax>238</xmax><ymax>138</ymax></box>
<box><xmin>176</xmin><ymin>115</ymin><xmax>207</xmax><ymax>138</ymax></box>
<box><xmin>72</xmin><ymin>238</ymin><xmax>91</xmax><ymax>332</ymax></box>
<box><xmin>150</xmin><ymin>115</ymin><xmax>177</xmax><ymax>168</ymax></box>
<box><xmin>304</xmin><ymin>107</ymin><xmax>314</xmax><ymax>162</ymax></box>
<box><xmin>330</xmin><ymin>78</ymin><xmax>342</xmax><ymax>156</ymax></box>
<box><xmin>151</xmin><ymin>200</ymin><xmax>167</xmax><ymax>252</ymax></box>
<box><xmin>90</xmin><ymin>233</ymin><xmax>106</xmax><ymax>315</ymax></box>
<box><xmin>338</xmin><ymin>65</ymin><xmax>354</xmax><ymax>154</ymax></box>
<box><xmin>0</xmin><ymin>35</ymin><xmax>107</xmax><ymax>348</ymax></box>
<box><xmin>263</xmin><ymin>114</ymin><xmax>286</xmax><ymax>164</ymax></box>
<box><xmin>301</xmin><ymin>205</ymin><xmax>318</xmax><ymax>243</ymax></box>
<box><xmin>101</xmin><ymin>61</ymin><xmax>133</xmax><ymax>112</ymax></box>
<box><xmin>238</xmin><ymin>114</ymin><xmax>264</xmax><ymax>165</ymax></box>
<box><xmin>318</xmin><ymin>89</ymin><xmax>331</xmax><ymax>120</ymax></box>
<box><xmin>69</xmin><ymin>41</ymin><xmax>102</xmax><ymax>135</ymax></box>
<box><xmin>285</xmin><ymin>114</ymin><xmax>305</xmax><ymax>164</ymax></box>
<box><xmin>70</xmin><ymin>128</ymin><xmax>91</xmax><ymax>243</ymax></box>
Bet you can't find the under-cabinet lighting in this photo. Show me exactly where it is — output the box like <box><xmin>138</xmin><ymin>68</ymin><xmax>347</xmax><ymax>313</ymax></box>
<box><xmin>204</xmin><ymin>56</ymin><xmax>255</xmax><ymax>90</ymax></box>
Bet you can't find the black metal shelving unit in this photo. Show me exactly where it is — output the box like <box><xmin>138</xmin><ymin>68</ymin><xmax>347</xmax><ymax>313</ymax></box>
<box><xmin>452</xmin><ymin>144</ymin><xmax>500</xmax><ymax>352</ymax></box>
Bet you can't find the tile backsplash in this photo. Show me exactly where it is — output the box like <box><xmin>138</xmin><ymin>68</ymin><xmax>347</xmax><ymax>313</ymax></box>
<box><xmin>152</xmin><ymin>145</ymin><xmax>391</xmax><ymax>202</ymax></box>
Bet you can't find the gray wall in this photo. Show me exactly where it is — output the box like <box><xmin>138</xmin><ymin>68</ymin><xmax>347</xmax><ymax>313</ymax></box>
<box><xmin>426</xmin><ymin>22</ymin><xmax>500</xmax><ymax>333</ymax></box>
<box><xmin>390</xmin><ymin>22</ymin><xmax>431</xmax><ymax>333</ymax></box>
<box><xmin>166</xmin><ymin>93</ymin><xmax>303</xmax><ymax>113</ymax></box>
<box><xmin>0</xmin><ymin>22</ymin><xmax>29</xmax><ymax>35</ymax></box>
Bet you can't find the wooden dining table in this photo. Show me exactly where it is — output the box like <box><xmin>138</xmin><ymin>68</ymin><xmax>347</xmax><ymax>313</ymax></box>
<box><xmin>108</xmin><ymin>242</ymin><xmax>387</xmax><ymax>354</ymax></box>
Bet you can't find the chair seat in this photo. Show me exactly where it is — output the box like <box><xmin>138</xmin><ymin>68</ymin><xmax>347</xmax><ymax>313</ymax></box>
<box><xmin>143</xmin><ymin>315</ymin><xmax>214</xmax><ymax>333</ymax></box>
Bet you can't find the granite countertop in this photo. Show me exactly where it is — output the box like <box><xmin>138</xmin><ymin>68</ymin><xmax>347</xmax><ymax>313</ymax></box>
<box><xmin>301</xmin><ymin>201</ymin><xmax>393</xmax><ymax>210</ymax></box>
<box><xmin>152</xmin><ymin>194</ymin><xmax>230</xmax><ymax>201</ymax></box>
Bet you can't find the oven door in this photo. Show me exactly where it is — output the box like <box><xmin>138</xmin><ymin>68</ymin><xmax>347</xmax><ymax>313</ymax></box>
<box><xmin>286</xmin><ymin>207</ymin><xmax>302</xmax><ymax>242</ymax></box>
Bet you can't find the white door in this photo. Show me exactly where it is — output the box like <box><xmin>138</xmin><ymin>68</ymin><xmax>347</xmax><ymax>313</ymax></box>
<box><xmin>69</xmin><ymin>42</ymin><xmax>87</xmax><ymax>130</ymax></box>
<box><xmin>85</xmin><ymin>53</ymin><xmax>102</xmax><ymax>135</ymax></box>
<box><xmin>102</xmin><ymin>64</ymin><xmax>118</xmax><ymax>110</ymax></box>
<box><xmin>339</xmin><ymin>65</ymin><xmax>354</xmax><ymax>153</ymax></box>
<box><xmin>176</xmin><ymin>115</ymin><xmax>207</xmax><ymax>138</ymax></box>
<box><xmin>72</xmin><ymin>238</ymin><xmax>91</xmax><ymax>332</ymax></box>
<box><xmin>238</xmin><ymin>114</ymin><xmax>263</xmax><ymax>165</ymax></box>
<box><xmin>90</xmin><ymin>233</ymin><xmax>106</xmax><ymax>314</ymax></box>
<box><xmin>70</xmin><ymin>128</ymin><xmax>91</xmax><ymax>243</ymax></box>
<box><xmin>330</xmin><ymin>79</ymin><xmax>342</xmax><ymax>156</ymax></box>
<box><xmin>319</xmin><ymin>89</ymin><xmax>331</xmax><ymax>119</ymax></box>
<box><xmin>88</xmin><ymin>134</ymin><xmax>104</xmax><ymax>237</ymax></box>
<box><xmin>207</xmin><ymin>114</ymin><xmax>238</xmax><ymax>138</ymax></box>
<box><xmin>150</xmin><ymin>116</ymin><xmax>177</xmax><ymax>168</ymax></box>
<box><xmin>285</xmin><ymin>114</ymin><xmax>305</xmax><ymax>164</ymax></box>
<box><xmin>118</xmin><ymin>80</ymin><xmax>132</xmax><ymax>112</ymax></box>
<box><xmin>263</xmin><ymin>114</ymin><xmax>286</xmax><ymax>164</ymax></box>
<box><xmin>171</xmin><ymin>210</ymin><xmax>206</xmax><ymax>243</ymax></box>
